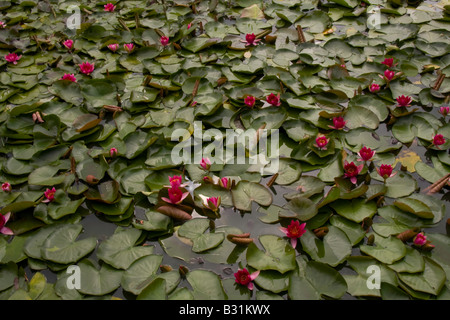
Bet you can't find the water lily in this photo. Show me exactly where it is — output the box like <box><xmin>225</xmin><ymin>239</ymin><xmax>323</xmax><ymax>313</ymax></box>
<box><xmin>413</xmin><ymin>232</ymin><xmax>427</xmax><ymax>246</ymax></box>
<box><xmin>104</xmin><ymin>3</ymin><xmax>116</xmax><ymax>12</ymax></box>
<box><xmin>124</xmin><ymin>43</ymin><xmax>134</xmax><ymax>53</ymax></box>
<box><xmin>43</xmin><ymin>187</ymin><xmax>56</xmax><ymax>203</ymax></box>
<box><xmin>314</xmin><ymin>135</ymin><xmax>328</xmax><ymax>150</ymax></box>
<box><xmin>383</xmin><ymin>69</ymin><xmax>395</xmax><ymax>81</ymax></box>
<box><xmin>187</xmin><ymin>23</ymin><xmax>192</xmax><ymax>30</ymax></box>
<box><xmin>396</xmin><ymin>95</ymin><xmax>412</xmax><ymax>107</ymax></box>
<box><xmin>243</xmin><ymin>33</ymin><xmax>261</xmax><ymax>46</ymax></box>
<box><xmin>107</xmin><ymin>43</ymin><xmax>119</xmax><ymax>52</ymax></box>
<box><xmin>234</xmin><ymin>268</ymin><xmax>260</xmax><ymax>290</ymax></box>
<box><xmin>329</xmin><ymin>116</ymin><xmax>346</xmax><ymax>130</ymax></box>
<box><xmin>61</xmin><ymin>73</ymin><xmax>77</xmax><ymax>82</ymax></box>
<box><xmin>2</xmin><ymin>182</ymin><xmax>11</xmax><ymax>193</ymax></box>
<box><xmin>266</xmin><ymin>93</ymin><xmax>281</xmax><ymax>106</ymax></box>
<box><xmin>161</xmin><ymin>186</ymin><xmax>189</xmax><ymax>205</ymax></box>
<box><xmin>0</xmin><ymin>212</ymin><xmax>13</xmax><ymax>235</ymax></box>
<box><xmin>79</xmin><ymin>61</ymin><xmax>95</xmax><ymax>75</ymax></box>
<box><xmin>357</xmin><ymin>146</ymin><xmax>376</xmax><ymax>162</ymax></box>
<box><xmin>381</xmin><ymin>58</ymin><xmax>395</xmax><ymax>68</ymax></box>
<box><xmin>219</xmin><ymin>177</ymin><xmax>230</xmax><ymax>189</ymax></box>
<box><xmin>200</xmin><ymin>157</ymin><xmax>211</xmax><ymax>171</ymax></box>
<box><xmin>440</xmin><ymin>106</ymin><xmax>449</xmax><ymax>117</ymax></box>
<box><xmin>369</xmin><ymin>83</ymin><xmax>380</xmax><ymax>93</ymax></box>
<box><xmin>168</xmin><ymin>175</ymin><xmax>183</xmax><ymax>188</ymax></box>
<box><xmin>191</xmin><ymin>101</ymin><xmax>197</xmax><ymax>107</ymax></box>
<box><xmin>4</xmin><ymin>53</ymin><xmax>22</xmax><ymax>64</ymax></box>
<box><xmin>63</xmin><ymin>39</ymin><xmax>73</xmax><ymax>50</ymax></box>
<box><xmin>344</xmin><ymin>161</ymin><xmax>363</xmax><ymax>184</ymax></box>
<box><xmin>280</xmin><ymin>220</ymin><xmax>306</xmax><ymax>248</ymax></box>
<box><xmin>432</xmin><ymin>134</ymin><xmax>446</xmax><ymax>147</ymax></box>
<box><xmin>0</xmin><ymin>21</ymin><xmax>6</xmax><ymax>28</ymax></box>
<box><xmin>376</xmin><ymin>164</ymin><xmax>396</xmax><ymax>181</ymax></box>
<box><xmin>205</xmin><ymin>196</ymin><xmax>220</xmax><ymax>211</ymax></box>
<box><xmin>244</xmin><ymin>95</ymin><xmax>256</xmax><ymax>108</ymax></box>
<box><xmin>109</xmin><ymin>147</ymin><xmax>118</xmax><ymax>158</ymax></box>
<box><xmin>160</xmin><ymin>36</ymin><xmax>169</xmax><ymax>46</ymax></box>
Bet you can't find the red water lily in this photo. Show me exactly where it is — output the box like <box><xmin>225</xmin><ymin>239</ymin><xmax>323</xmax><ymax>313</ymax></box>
<box><xmin>169</xmin><ymin>175</ymin><xmax>183</xmax><ymax>188</ymax></box>
<box><xmin>234</xmin><ymin>268</ymin><xmax>260</xmax><ymax>290</ymax></box>
<box><xmin>244</xmin><ymin>95</ymin><xmax>256</xmax><ymax>108</ymax></box>
<box><xmin>344</xmin><ymin>161</ymin><xmax>363</xmax><ymax>184</ymax></box>
<box><xmin>432</xmin><ymin>134</ymin><xmax>446</xmax><ymax>147</ymax></box>
<box><xmin>160</xmin><ymin>36</ymin><xmax>169</xmax><ymax>46</ymax></box>
<box><xmin>0</xmin><ymin>212</ymin><xmax>13</xmax><ymax>235</ymax></box>
<box><xmin>357</xmin><ymin>146</ymin><xmax>376</xmax><ymax>162</ymax></box>
<box><xmin>413</xmin><ymin>233</ymin><xmax>427</xmax><ymax>246</ymax></box>
<box><xmin>4</xmin><ymin>53</ymin><xmax>22</xmax><ymax>64</ymax></box>
<box><xmin>104</xmin><ymin>3</ymin><xmax>116</xmax><ymax>12</ymax></box>
<box><xmin>383</xmin><ymin>69</ymin><xmax>395</xmax><ymax>81</ymax></box>
<box><xmin>314</xmin><ymin>135</ymin><xmax>328</xmax><ymax>150</ymax></box>
<box><xmin>79</xmin><ymin>61</ymin><xmax>95</xmax><ymax>75</ymax></box>
<box><xmin>63</xmin><ymin>39</ymin><xmax>73</xmax><ymax>50</ymax></box>
<box><xmin>280</xmin><ymin>220</ymin><xmax>306</xmax><ymax>248</ymax></box>
<box><xmin>107</xmin><ymin>43</ymin><xmax>119</xmax><ymax>52</ymax></box>
<box><xmin>161</xmin><ymin>186</ymin><xmax>189</xmax><ymax>205</ymax></box>
<box><xmin>369</xmin><ymin>83</ymin><xmax>380</xmax><ymax>93</ymax></box>
<box><xmin>61</xmin><ymin>73</ymin><xmax>77</xmax><ymax>82</ymax></box>
<box><xmin>266</xmin><ymin>93</ymin><xmax>281</xmax><ymax>106</ymax></box>
<box><xmin>376</xmin><ymin>164</ymin><xmax>396</xmax><ymax>181</ymax></box>
<box><xmin>329</xmin><ymin>116</ymin><xmax>346</xmax><ymax>130</ymax></box>
<box><xmin>440</xmin><ymin>106</ymin><xmax>449</xmax><ymax>117</ymax></box>
<box><xmin>381</xmin><ymin>58</ymin><xmax>395</xmax><ymax>68</ymax></box>
<box><xmin>243</xmin><ymin>33</ymin><xmax>261</xmax><ymax>46</ymax></box>
<box><xmin>43</xmin><ymin>187</ymin><xmax>56</xmax><ymax>203</ymax></box>
<box><xmin>396</xmin><ymin>95</ymin><xmax>412</xmax><ymax>107</ymax></box>
<box><xmin>2</xmin><ymin>182</ymin><xmax>11</xmax><ymax>192</ymax></box>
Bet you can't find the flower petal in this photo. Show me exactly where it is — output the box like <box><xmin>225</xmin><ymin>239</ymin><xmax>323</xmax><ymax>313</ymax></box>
<box><xmin>0</xmin><ymin>227</ymin><xmax>13</xmax><ymax>235</ymax></box>
<box><xmin>249</xmin><ymin>270</ymin><xmax>260</xmax><ymax>281</ymax></box>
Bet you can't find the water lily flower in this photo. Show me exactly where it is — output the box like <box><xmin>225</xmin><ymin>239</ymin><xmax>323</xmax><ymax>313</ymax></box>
<box><xmin>381</xmin><ymin>58</ymin><xmax>395</xmax><ymax>68</ymax></box>
<box><xmin>243</xmin><ymin>33</ymin><xmax>261</xmax><ymax>46</ymax></box>
<box><xmin>43</xmin><ymin>187</ymin><xmax>56</xmax><ymax>203</ymax></box>
<box><xmin>219</xmin><ymin>177</ymin><xmax>230</xmax><ymax>189</ymax></box>
<box><xmin>0</xmin><ymin>212</ymin><xmax>13</xmax><ymax>235</ymax></box>
<box><xmin>234</xmin><ymin>268</ymin><xmax>260</xmax><ymax>290</ymax></box>
<box><xmin>107</xmin><ymin>43</ymin><xmax>119</xmax><ymax>52</ymax></box>
<box><xmin>161</xmin><ymin>186</ymin><xmax>189</xmax><ymax>205</ymax></box>
<box><xmin>244</xmin><ymin>95</ymin><xmax>256</xmax><ymax>108</ymax></box>
<box><xmin>200</xmin><ymin>157</ymin><xmax>211</xmax><ymax>171</ymax></box>
<box><xmin>440</xmin><ymin>106</ymin><xmax>449</xmax><ymax>117</ymax></box>
<box><xmin>329</xmin><ymin>116</ymin><xmax>346</xmax><ymax>130</ymax></box>
<box><xmin>187</xmin><ymin>23</ymin><xmax>192</xmax><ymax>30</ymax></box>
<box><xmin>104</xmin><ymin>3</ymin><xmax>116</xmax><ymax>12</ymax></box>
<box><xmin>2</xmin><ymin>182</ymin><xmax>11</xmax><ymax>193</ymax></box>
<box><xmin>376</xmin><ymin>164</ymin><xmax>396</xmax><ymax>181</ymax></box>
<box><xmin>205</xmin><ymin>196</ymin><xmax>220</xmax><ymax>211</ymax></box>
<box><xmin>369</xmin><ymin>83</ymin><xmax>380</xmax><ymax>93</ymax></box>
<box><xmin>4</xmin><ymin>53</ymin><xmax>22</xmax><ymax>64</ymax></box>
<box><xmin>168</xmin><ymin>175</ymin><xmax>183</xmax><ymax>188</ymax></box>
<box><xmin>63</xmin><ymin>39</ymin><xmax>73</xmax><ymax>50</ymax></box>
<box><xmin>344</xmin><ymin>161</ymin><xmax>364</xmax><ymax>184</ymax></box>
<box><xmin>124</xmin><ymin>43</ymin><xmax>134</xmax><ymax>53</ymax></box>
<box><xmin>191</xmin><ymin>101</ymin><xmax>198</xmax><ymax>107</ymax></box>
<box><xmin>396</xmin><ymin>95</ymin><xmax>412</xmax><ymax>107</ymax></box>
<box><xmin>160</xmin><ymin>36</ymin><xmax>169</xmax><ymax>46</ymax></box>
<box><xmin>79</xmin><ymin>61</ymin><xmax>95</xmax><ymax>75</ymax></box>
<box><xmin>413</xmin><ymin>232</ymin><xmax>427</xmax><ymax>246</ymax></box>
<box><xmin>0</xmin><ymin>21</ymin><xmax>6</xmax><ymax>28</ymax></box>
<box><xmin>61</xmin><ymin>73</ymin><xmax>77</xmax><ymax>82</ymax></box>
<box><xmin>109</xmin><ymin>147</ymin><xmax>118</xmax><ymax>158</ymax></box>
<box><xmin>432</xmin><ymin>134</ymin><xmax>446</xmax><ymax>147</ymax></box>
<box><xmin>383</xmin><ymin>69</ymin><xmax>395</xmax><ymax>81</ymax></box>
<box><xmin>357</xmin><ymin>146</ymin><xmax>376</xmax><ymax>162</ymax></box>
<box><xmin>280</xmin><ymin>220</ymin><xmax>306</xmax><ymax>248</ymax></box>
<box><xmin>314</xmin><ymin>135</ymin><xmax>328</xmax><ymax>150</ymax></box>
<box><xmin>266</xmin><ymin>93</ymin><xmax>281</xmax><ymax>106</ymax></box>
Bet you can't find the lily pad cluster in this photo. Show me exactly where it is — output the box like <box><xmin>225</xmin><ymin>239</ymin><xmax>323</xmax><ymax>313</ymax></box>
<box><xmin>0</xmin><ymin>0</ymin><xmax>449</xmax><ymax>300</ymax></box>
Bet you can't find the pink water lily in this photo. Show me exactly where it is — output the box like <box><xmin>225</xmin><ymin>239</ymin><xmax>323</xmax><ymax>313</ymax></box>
<box><xmin>314</xmin><ymin>135</ymin><xmax>328</xmax><ymax>150</ymax></box>
<box><xmin>160</xmin><ymin>36</ymin><xmax>169</xmax><ymax>46</ymax></box>
<box><xmin>219</xmin><ymin>177</ymin><xmax>230</xmax><ymax>189</ymax></box>
<box><xmin>4</xmin><ymin>53</ymin><xmax>22</xmax><ymax>64</ymax></box>
<box><xmin>280</xmin><ymin>220</ymin><xmax>306</xmax><ymax>248</ymax></box>
<box><xmin>376</xmin><ymin>164</ymin><xmax>396</xmax><ymax>181</ymax></box>
<box><xmin>369</xmin><ymin>83</ymin><xmax>380</xmax><ymax>93</ymax></box>
<box><xmin>42</xmin><ymin>187</ymin><xmax>56</xmax><ymax>203</ymax></box>
<box><xmin>124</xmin><ymin>43</ymin><xmax>134</xmax><ymax>53</ymax></box>
<box><xmin>396</xmin><ymin>95</ymin><xmax>412</xmax><ymax>107</ymax></box>
<box><xmin>383</xmin><ymin>69</ymin><xmax>395</xmax><ymax>82</ymax></box>
<box><xmin>61</xmin><ymin>73</ymin><xmax>77</xmax><ymax>82</ymax></box>
<box><xmin>432</xmin><ymin>134</ymin><xmax>446</xmax><ymax>147</ymax></box>
<box><xmin>200</xmin><ymin>157</ymin><xmax>211</xmax><ymax>170</ymax></box>
<box><xmin>79</xmin><ymin>61</ymin><xmax>95</xmax><ymax>75</ymax></box>
<box><xmin>242</xmin><ymin>33</ymin><xmax>261</xmax><ymax>46</ymax></box>
<box><xmin>104</xmin><ymin>3</ymin><xmax>116</xmax><ymax>12</ymax></box>
<box><xmin>344</xmin><ymin>161</ymin><xmax>363</xmax><ymax>184</ymax></box>
<box><xmin>109</xmin><ymin>147</ymin><xmax>118</xmax><ymax>158</ymax></box>
<box><xmin>0</xmin><ymin>21</ymin><xmax>6</xmax><ymax>28</ymax></box>
<box><xmin>413</xmin><ymin>233</ymin><xmax>427</xmax><ymax>246</ymax></box>
<box><xmin>205</xmin><ymin>196</ymin><xmax>220</xmax><ymax>211</ymax></box>
<box><xmin>357</xmin><ymin>146</ymin><xmax>376</xmax><ymax>162</ymax></box>
<box><xmin>107</xmin><ymin>43</ymin><xmax>119</xmax><ymax>52</ymax></box>
<box><xmin>440</xmin><ymin>106</ymin><xmax>449</xmax><ymax>117</ymax></box>
<box><xmin>234</xmin><ymin>268</ymin><xmax>260</xmax><ymax>290</ymax></box>
<box><xmin>381</xmin><ymin>58</ymin><xmax>396</xmax><ymax>68</ymax></box>
<box><xmin>244</xmin><ymin>95</ymin><xmax>256</xmax><ymax>108</ymax></box>
<box><xmin>161</xmin><ymin>186</ymin><xmax>189</xmax><ymax>205</ymax></box>
<box><xmin>168</xmin><ymin>175</ymin><xmax>184</xmax><ymax>188</ymax></box>
<box><xmin>266</xmin><ymin>93</ymin><xmax>281</xmax><ymax>106</ymax></box>
<box><xmin>187</xmin><ymin>23</ymin><xmax>192</xmax><ymax>30</ymax></box>
<box><xmin>2</xmin><ymin>182</ymin><xmax>11</xmax><ymax>193</ymax></box>
<box><xmin>329</xmin><ymin>116</ymin><xmax>346</xmax><ymax>130</ymax></box>
<box><xmin>0</xmin><ymin>212</ymin><xmax>13</xmax><ymax>235</ymax></box>
<box><xmin>63</xmin><ymin>39</ymin><xmax>73</xmax><ymax>50</ymax></box>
